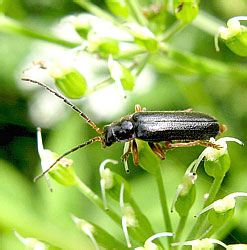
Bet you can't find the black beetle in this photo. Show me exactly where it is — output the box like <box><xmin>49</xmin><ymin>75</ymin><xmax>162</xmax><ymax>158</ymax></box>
<box><xmin>22</xmin><ymin>78</ymin><xmax>226</xmax><ymax>180</ymax></box>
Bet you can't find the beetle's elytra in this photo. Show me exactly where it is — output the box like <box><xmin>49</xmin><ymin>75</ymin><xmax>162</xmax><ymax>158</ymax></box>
<box><xmin>21</xmin><ymin>78</ymin><xmax>226</xmax><ymax>180</ymax></box>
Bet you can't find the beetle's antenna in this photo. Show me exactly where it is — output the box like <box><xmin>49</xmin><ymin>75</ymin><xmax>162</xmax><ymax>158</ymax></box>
<box><xmin>34</xmin><ymin>136</ymin><xmax>103</xmax><ymax>182</ymax></box>
<box><xmin>22</xmin><ymin>78</ymin><xmax>103</xmax><ymax>135</ymax></box>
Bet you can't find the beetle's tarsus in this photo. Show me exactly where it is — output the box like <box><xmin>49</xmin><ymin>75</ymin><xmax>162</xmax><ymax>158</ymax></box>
<box><xmin>135</xmin><ymin>104</ymin><xmax>142</xmax><ymax>112</ymax></box>
<box><xmin>163</xmin><ymin>141</ymin><xmax>223</xmax><ymax>150</ymax></box>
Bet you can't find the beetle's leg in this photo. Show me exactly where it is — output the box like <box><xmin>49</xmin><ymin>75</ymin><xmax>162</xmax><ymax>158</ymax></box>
<box><xmin>121</xmin><ymin>141</ymin><xmax>132</xmax><ymax>162</ymax></box>
<box><xmin>148</xmin><ymin>142</ymin><xmax>166</xmax><ymax>160</ymax></box>
<box><xmin>132</xmin><ymin>140</ymin><xmax>139</xmax><ymax>165</ymax></box>
<box><xmin>164</xmin><ymin>141</ymin><xmax>222</xmax><ymax>150</ymax></box>
<box><xmin>135</xmin><ymin>104</ymin><xmax>146</xmax><ymax>112</ymax></box>
<box><xmin>135</xmin><ymin>104</ymin><xmax>142</xmax><ymax>112</ymax></box>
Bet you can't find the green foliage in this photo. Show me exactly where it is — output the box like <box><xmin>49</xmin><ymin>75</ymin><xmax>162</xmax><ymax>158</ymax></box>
<box><xmin>0</xmin><ymin>0</ymin><xmax>247</xmax><ymax>249</ymax></box>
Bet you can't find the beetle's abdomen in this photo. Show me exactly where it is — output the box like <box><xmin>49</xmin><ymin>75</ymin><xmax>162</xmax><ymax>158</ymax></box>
<box><xmin>132</xmin><ymin>111</ymin><xmax>220</xmax><ymax>142</ymax></box>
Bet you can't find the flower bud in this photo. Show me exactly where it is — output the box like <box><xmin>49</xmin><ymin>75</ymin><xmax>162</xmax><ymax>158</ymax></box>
<box><xmin>108</xmin><ymin>56</ymin><xmax>135</xmax><ymax>97</ymax></box>
<box><xmin>193</xmin><ymin>137</ymin><xmax>243</xmax><ymax>178</ymax></box>
<box><xmin>208</xmin><ymin>207</ymin><xmax>234</xmax><ymax>228</ymax></box>
<box><xmin>173</xmin><ymin>0</ymin><xmax>199</xmax><ymax>24</ymax></box>
<box><xmin>216</xmin><ymin>16</ymin><xmax>247</xmax><ymax>57</ymax></box>
<box><xmin>13</xmin><ymin>230</ymin><xmax>49</xmax><ymax>250</ymax></box>
<box><xmin>87</xmin><ymin>31</ymin><xmax>119</xmax><ymax>58</ymax></box>
<box><xmin>136</xmin><ymin>140</ymin><xmax>161</xmax><ymax>174</ymax></box>
<box><xmin>135</xmin><ymin>232</ymin><xmax>174</xmax><ymax>250</ymax></box>
<box><xmin>37</xmin><ymin>128</ymin><xmax>76</xmax><ymax>187</ymax></box>
<box><xmin>70</xmin><ymin>14</ymin><xmax>93</xmax><ymax>39</ymax></box>
<box><xmin>126</xmin><ymin>23</ymin><xmax>158</xmax><ymax>51</ymax></box>
<box><xmin>50</xmin><ymin>62</ymin><xmax>87</xmax><ymax>99</ymax></box>
<box><xmin>99</xmin><ymin>159</ymin><xmax>131</xmax><ymax>210</ymax></box>
<box><xmin>47</xmin><ymin>153</ymin><xmax>77</xmax><ymax>186</ymax></box>
<box><xmin>172</xmin><ymin>238</ymin><xmax>226</xmax><ymax>250</ymax></box>
<box><xmin>174</xmin><ymin>173</ymin><xmax>196</xmax><ymax>216</ymax></box>
<box><xmin>105</xmin><ymin>0</ymin><xmax>130</xmax><ymax>18</ymax></box>
<box><xmin>71</xmin><ymin>215</ymin><xmax>126</xmax><ymax>249</ymax></box>
<box><xmin>195</xmin><ymin>193</ymin><xmax>247</xmax><ymax>228</ymax></box>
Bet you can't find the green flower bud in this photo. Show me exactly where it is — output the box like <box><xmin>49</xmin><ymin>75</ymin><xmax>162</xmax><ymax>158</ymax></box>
<box><xmin>216</xmin><ymin>17</ymin><xmax>247</xmax><ymax>57</ymax></box>
<box><xmin>70</xmin><ymin>14</ymin><xmax>93</xmax><ymax>39</ymax></box>
<box><xmin>71</xmin><ymin>215</ymin><xmax>126</xmax><ymax>249</ymax></box>
<box><xmin>194</xmin><ymin>193</ymin><xmax>247</xmax><ymax>226</ymax></box>
<box><xmin>47</xmin><ymin>153</ymin><xmax>77</xmax><ymax>186</ymax></box>
<box><xmin>50</xmin><ymin>63</ymin><xmax>87</xmax><ymax>99</ymax></box>
<box><xmin>193</xmin><ymin>137</ymin><xmax>243</xmax><ymax>178</ymax></box>
<box><xmin>204</xmin><ymin>153</ymin><xmax>230</xmax><ymax>178</ymax></box>
<box><xmin>136</xmin><ymin>140</ymin><xmax>161</xmax><ymax>174</ymax></box>
<box><xmin>173</xmin><ymin>238</ymin><xmax>222</xmax><ymax>249</ymax></box>
<box><xmin>87</xmin><ymin>31</ymin><xmax>119</xmax><ymax>58</ymax></box>
<box><xmin>105</xmin><ymin>0</ymin><xmax>130</xmax><ymax>18</ymax></box>
<box><xmin>37</xmin><ymin>128</ymin><xmax>77</xmax><ymax>187</ymax></box>
<box><xmin>108</xmin><ymin>56</ymin><xmax>135</xmax><ymax>97</ymax></box>
<box><xmin>192</xmin><ymin>239</ymin><xmax>214</xmax><ymax>250</ymax></box>
<box><xmin>213</xmin><ymin>196</ymin><xmax>235</xmax><ymax>213</ymax></box>
<box><xmin>135</xmin><ymin>232</ymin><xmax>174</xmax><ymax>250</ymax></box>
<box><xmin>13</xmin><ymin>230</ymin><xmax>59</xmax><ymax>250</ymax></box>
<box><xmin>126</xmin><ymin>23</ymin><xmax>158</xmax><ymax>51</ymax></box>
<box><xmin>142</xmin><ymin>4</ymin><xmax>167</xmax><ymax>34</ymax></box>
<box><xmin>173</xmin><ymin>0</ymin><xmax>199</xmax><ymax>24</ymax></box>
<box><xmin>99</xmin><ymin>159</ymin><xmax>131</xmax><ymax>210</ymax></box>
<box><xmin>171</xmin><ymin>160</ymin><xmax>197</xmax><ymax>216</ymax></box>
<box><xmin>122</xmin><ymin>205</ymin><xmax>138</xmax><ymax>227</ymax></box>
<box><xmin>208</xmin><ymin>207</ymin><xmax>234</xmax><ymax>227</ymax></box>
<box><xmin>174</xmin><ymin>174</ymin><xmax>196</xmax><ymax>217</ymax></box>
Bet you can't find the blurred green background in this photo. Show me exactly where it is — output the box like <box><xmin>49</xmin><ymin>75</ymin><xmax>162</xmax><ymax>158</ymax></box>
<box><xmin>0</xmin><ymin>0</ymin><xmax>247</xmax><ymax>249</ymax></box>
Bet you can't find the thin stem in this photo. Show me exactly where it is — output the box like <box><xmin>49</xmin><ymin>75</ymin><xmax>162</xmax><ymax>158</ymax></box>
<box><xmin>161</xmin><ymin>20</ymin><xmax>185</xmax><ymax>41</ymax></box>
<box><xmin>134</xmin><ymin>53</ymin><xmax>151</xmax><ymax>77</ymax></box>
<box><xmin>75</xmin><ymin>176</ymin><xmax>122</xmax><ymax>226</ymax></box>
<box><xmin>155</xmin><ymin>45</ymin><xmax>247</xmax><ymax>80</ymax></box>
<box><xmin>74</xmin><ymin>0</ymin><xmax>120</xmax><ymax>27</ymax></box>
<box><xmin>85</xmin><ymin>77</ymin><xmax>114</xmax><ymax>95</ymax></box>
<box><xmin>175</xmin><ymin>216</ymin><xmax>188</xmax><ymax>242</ymax></box>
<box><xmin>0</xmin><ymin>15</ymin><xmax>79</xmax><ymax>48</ymax></box>
<box><xmin>199</xmin><ymin>225</ymin><xmax>217</xmax><ymax>239</ymax></box>
<box><xmin>154</xmin><ymin>166</ymin><xmax>173</xmax><ymax>247</ymax></box>
<box><xmin>186</xmin><ymin>175</ymin><xmax>225</xmax><ymax>240</ymax></box>
<box><xmin>75</xmin><ymin>176</ymin><xmax>146</xmax><ymax>245</ymax></box>
<box><xmin>126</xmin><ymin>0</ymin><xmax>147</xmax><ymax>26</ymax></box>
<box><xmin>118</xmin><ymin>47</ymin><xmax>147</xmax><ymax>59</ymax></box>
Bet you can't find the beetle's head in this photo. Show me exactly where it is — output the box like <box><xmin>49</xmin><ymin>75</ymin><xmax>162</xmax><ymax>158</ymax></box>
<box><xmin>102</xmin><ymin>117</ymin><xmax>135</xmax><ymax>147</ymax></box>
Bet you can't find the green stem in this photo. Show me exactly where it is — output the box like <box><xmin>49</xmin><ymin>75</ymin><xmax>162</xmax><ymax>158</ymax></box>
<box><xmin>155</xmin><ymin>45</ymin><xmax>247</xmax><ymax>80</ymax></box>
<box><xmin>134</xmin><ymin>53</ymin><xmax>151</xmax><ymax>77</ymax></box>
<box><xmin>74</xmin><ymin>0</ymin><xmax>120</xmax><ymax>27</ymax></box>
<box><xmin>126</xmin><ymin>0</ymin><xmax>147</xmax><ymax>26</ymax></box>
<box><xmin>175</xmin><ymin>216</ymin><xmax>188</xmax><ymax>242</ymax></box>
<box><xmin>154</xmin><ymin>166</ymin><xmax>173</xmax><ymax>247</ymax></box>
<box><xmin>0</xmin><ymin>15</ymin><xmax>80</xmax><ymax>48</ymax></box>
<box><xmin>129</xmin><ymin>197</ymin><xmax>163</xmax><ymax>247</ymax></box>
<box><xmin>85</xmin><ymin>77</ymin><xmax>114</xmax><ymax>95</ymax></box>
<box><xmin>186</xmin><ymin>175</ymin><xmax>225</xmax><ymax>240</ymax></box>
<box><xmin>161</xmin><ymin>20</ymin><xmax>185</xmax><ymax>41</ymax></box>
<box><xmin>199</xmin><ymin>225</ymin><xmax>217</xmax><ymax>239</ymax></box>
<box><xmin>118</xmin><ymin>47</ymin><xmax>147</xmax><ymax>59</ymax></box>
<box><xmin>75</xmin><ymin>176</ymin><xmax>121</xmax><ymax>225</ymax></box>
<box><xmin>75</xmin><ymin>176</ymin><xmax>147</xmax><ymax>245</ymax></box>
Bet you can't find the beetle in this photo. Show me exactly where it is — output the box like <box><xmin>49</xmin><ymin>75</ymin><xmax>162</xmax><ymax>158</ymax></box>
<box><xmin>22</xmin><ymin>78</ymin><xmax>226</xmax><ymax>181</ymax></box>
